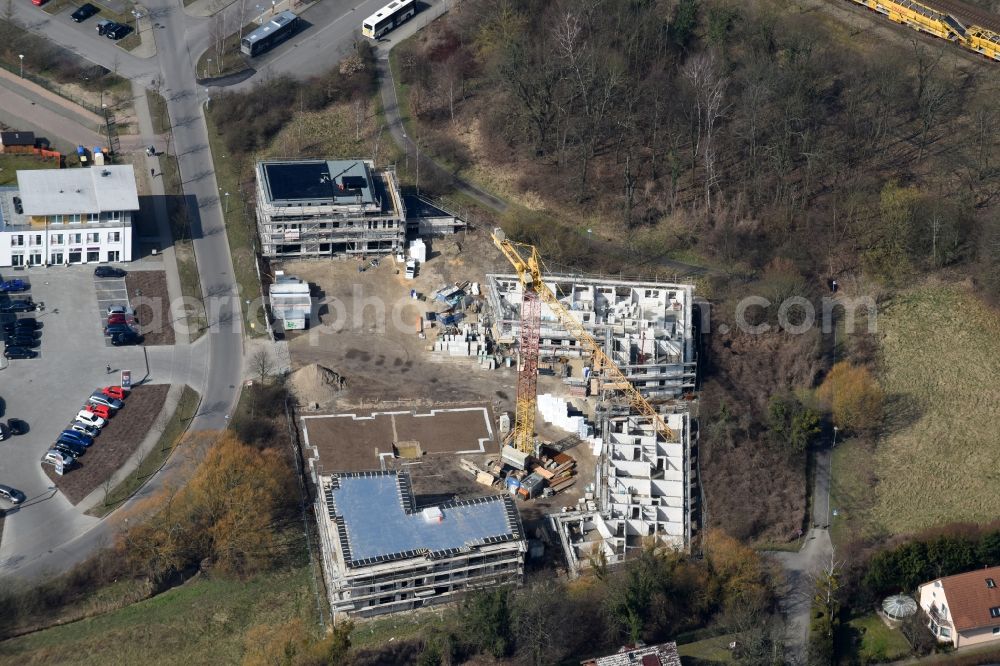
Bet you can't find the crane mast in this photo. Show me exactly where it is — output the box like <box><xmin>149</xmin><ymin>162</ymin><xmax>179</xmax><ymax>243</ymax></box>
<box><xmin>491</xmin><ymin>229</ymin><xmax>675</xmax><ymax>447</ymax></box>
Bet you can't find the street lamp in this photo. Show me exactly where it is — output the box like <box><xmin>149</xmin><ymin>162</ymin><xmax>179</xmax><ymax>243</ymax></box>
<box><xmin>256</xmin><ymin>3</ymin><xmax>263</xmax><ymax>22</ymax></box>
<box><xmin>832</xmin><ymin>426</ymin><xmax>839</xmax><ymax>448</ymax></box>
<box><xmin>270</xmin><ymin>0</ymin><xmax>275</xmax><ymax>15</ymax></box>
<box><xmin>224</xmin><ymin>191</ymin><xmax>230</xmax><ymax>213</ymax></box>
<box><xmin>205</xmin><ymin>58</ymin><xmax>212</xmax><ymax>79</ymax></box>
<box><xmin>131</xmin><ymin>9</ymin><xmax>143</xmax><ymax>31</ymax></box>
<box><xmin>18</xmin><ymin>54</ymin><xmax>23</xmax><ymax>79</ymax></box>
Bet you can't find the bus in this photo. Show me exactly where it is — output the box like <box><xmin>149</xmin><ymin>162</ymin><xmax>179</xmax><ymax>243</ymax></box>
<box><xmin>361</xmin><ymin>0</ymin><xmax>415</xmax><ymax>39</ymax></box>
<box><xmin>240</xmin><ymin>10</ymin><xmax>301</xmax><ymax>57</ymax></box>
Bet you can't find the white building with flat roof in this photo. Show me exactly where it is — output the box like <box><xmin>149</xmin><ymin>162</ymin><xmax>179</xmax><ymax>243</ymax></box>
<box><xmin>0</xmin><ymin>165</ymin><xmax>137</xmax><ymax>267</ymax></box>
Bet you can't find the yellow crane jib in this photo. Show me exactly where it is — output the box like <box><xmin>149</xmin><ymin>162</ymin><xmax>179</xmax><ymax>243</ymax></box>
<box><xmin>490</xmin><ymin>228</ymin><xmax>676</xmax><ymax>444</ymax></box>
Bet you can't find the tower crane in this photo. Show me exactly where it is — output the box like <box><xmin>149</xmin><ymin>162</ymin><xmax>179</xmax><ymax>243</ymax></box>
<box><xmin>491</xmin><ymin>229</ymin><xmax>675</xmax><ymax>455</ymax></box>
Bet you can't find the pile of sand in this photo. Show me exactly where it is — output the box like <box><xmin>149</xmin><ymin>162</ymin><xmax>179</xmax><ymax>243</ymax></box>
<box><xmin>288</xmin><ymin>363</ymin><xmax>346</xmax><ymax>407</ymax></box>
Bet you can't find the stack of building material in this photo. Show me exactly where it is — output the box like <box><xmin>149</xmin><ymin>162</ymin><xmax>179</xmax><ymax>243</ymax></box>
<box><xmin>536</xmin><ymin>448</ymin><xmax>577</xmax><ymax>494</ymax></box>
<box><xmin>537</xmin><ymin>394</ymin><xmax>601</xmax><ymax>450</ymax></box>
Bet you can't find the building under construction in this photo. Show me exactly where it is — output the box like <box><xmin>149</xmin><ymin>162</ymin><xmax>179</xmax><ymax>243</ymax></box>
<box><xmin>254</xmin><ymin>159</ymin><xmax>405</xmax><ymax>258</ymax></box>
<box><xmin>316</xmin><ymin>470</ymin><xmax>526</xmax><ymax>618</ymax></box>
<box><xmin>486</xmin><ymin>275</ymin><xmax>697</xmax><ymax>398</ymax></box>
<box><xmin>550</xmin><ymin>411</ymin><xmax>693</xmax><ymax>576</ymax></box>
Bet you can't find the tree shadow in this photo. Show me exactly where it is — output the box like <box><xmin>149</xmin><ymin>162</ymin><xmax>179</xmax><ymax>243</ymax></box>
<box><xmin>880</xmin><ymin>392</ymin><xmax>925</xmax><ymax>436</ymax></box>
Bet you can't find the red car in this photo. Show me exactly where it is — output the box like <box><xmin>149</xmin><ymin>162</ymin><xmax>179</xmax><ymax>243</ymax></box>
<box><xmin>107</xmin><ymin>313</ymin><xmax>128</xmax><ymax>326</ymax></box>
<box><xmin>31</xmin><ymin>0</ymin><xmax>45</xmax><ymax>6</ymax></box>
<box><xmin>102</xmin><ymin>386</ymin><xmax>126</xmax><ymax>400</ymax></box>
<box><xmin>85</xmin><ymin>403</ymin><xmax>112</xmax><ymax>420</ymax></box>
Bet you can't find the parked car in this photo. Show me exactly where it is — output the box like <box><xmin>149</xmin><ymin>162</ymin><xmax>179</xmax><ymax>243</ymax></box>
<box><xmin>31</xmin><ymin>0</ymin><xmax>46</xmax><ymax>6</ymax></box>
<box><xmin>70</xmin><ymin>3</ymin><xmax>98</xmax><ymax>21</ymax></box>
<box><xmin>101</xmin><ymin>386</ymin><xmax>126</xmax><ymax>400</ymax></box>
<box><xmin>106</xmin><ymin>23</ymin><xmax>130</xmax><ymax>39</ymax></box>
<box><xmin>89</xmin><ymin>392</ymin><xmax>123</xmax><ymax>410</ymax></box>
<box><xmin>3</xmin><ymin>318</ymin><xmax>40</xmax><ymax>332</ymax></box>
<box><xmin>94</xmin><ymin>265</ymin><xmax>126</xmax><ymax>278</ymax></box>
<box><xmin>111</xmin><ymin>331</ymin><xmax>143</xmax><ymax>346</ymax></box>
<box><xmin>67</xmin><ymin>422</ymin><xmax>98</xmax><ymax>438</ymax></box>
<box><xmin>106</xmin><ymin>304</ymin><xmax>133</xmax><ymax>316</ymax></box>
<box><xmin>84</xmin><ymin>403</ymin><xmax>112</xmax><ymax>420</ymax></box>
<box><xmin>53</xmin><ymin>441</ymin><xmax>86</xmax><ymax>458</ymax></box>
<box><xmin>5</xmin><ymin>336</ymin><xmax>39</xmax><ymax>349</ymax></box>
<box><xmin>0</xmin><ymin>484</ymin><xmax>25</xmax><ymax>504</ymax></box>
<box><xmin>104</xmin><ymin>323</ymin><xmax>134</xmax><ymax>337</ymax></box>
<box><xmin>59</xmin><ymin>429</ymin><xmax>93</xmax><ymax>447</ymax></box>
<box><xmin>7</xmin><ymin>418</ymin><xmax>28</xmax><ymax>436</ymax></box>
<box><xmin>0</xmin><ymin>279</ymin><xmax>28</xmax><ymax>293</ymax></box>
<box><xmin>0</xmin><ymin>299</ymin><xmax>37</xmax><ymax>313</ymax></box>
<box><xmin>4</xmin><ymin>347</ymin><xmax>38</xmax><ymax>359</ymax></box>
<box><xmin>4</xmin><ymin>327</ymin><xmax>40</xmax><ymax>338</ymax></box>
<box><xmin>107</xmin><ymin>313</ymin><xmax>129</xmax><ymax>326</ymax></box>
<box><xmin>42</xmin><ymin>449</ymin><xmax>74</xmax><ymax>468</ymax></box>
<box><xmin>96</xmin><ymin>18</ymin><xmax>112</xmax><ymax>34</ymax></box>
<box><xmin>75</xmin><ymin>410</ymin><xmax>106</xmax><ymax>428</ymax></box>
<box><xmin>0</xmin><ymin>423</ymin><xmax>9</xmax><ymax>441</ymax></box>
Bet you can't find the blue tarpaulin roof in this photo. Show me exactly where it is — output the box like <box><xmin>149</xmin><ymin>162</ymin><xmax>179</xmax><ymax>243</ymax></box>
<box><xmin>327</xmin><ymin>471</ymin><xmax>521</xmax><ymax>568</ymax></box>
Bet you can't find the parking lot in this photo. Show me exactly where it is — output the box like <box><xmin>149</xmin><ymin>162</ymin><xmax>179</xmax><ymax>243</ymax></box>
<box><xmin>0</xmin><ymin>265</ymin><xmax>171</xmax><ymax>564</ymax></box>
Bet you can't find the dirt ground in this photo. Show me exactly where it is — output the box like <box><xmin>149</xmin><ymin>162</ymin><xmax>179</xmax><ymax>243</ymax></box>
<box><xmin>127</xmin><ymin>271</ymin><xmax>176</xmax><ymax>346</ymax></box>
<box><xmin>44</xmin><ymin>384</ymin><xmax>171</xmax><ymax>504</ymax></box>
<box><xmin>279</xmin><ymin>230</ymin><xmax>514</xmax><ymax>410</ymax></box>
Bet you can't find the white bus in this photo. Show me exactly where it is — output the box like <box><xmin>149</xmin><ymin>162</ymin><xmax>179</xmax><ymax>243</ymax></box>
<box><xmin>362</xmin><ymin>0</ymin><xmax>416</xmax><ymax>39</ymax></box>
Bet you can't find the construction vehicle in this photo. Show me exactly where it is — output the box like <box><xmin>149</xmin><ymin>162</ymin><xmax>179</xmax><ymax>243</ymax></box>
<box><xmin>491</xmin><ymin>228</ymin><xmax>675</xmax><ymax>456</ymax></box>
<box><xmin>845</xmin><ymin>0</ymin><xmax>1000</xmax><ymax>62</ymax></box>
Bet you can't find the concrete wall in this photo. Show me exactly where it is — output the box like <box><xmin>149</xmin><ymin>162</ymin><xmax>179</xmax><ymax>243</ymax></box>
<box><xmin>957</xmin><ymin>626</ymin><xmax>1000</xmax><ymax>648</ymax></box>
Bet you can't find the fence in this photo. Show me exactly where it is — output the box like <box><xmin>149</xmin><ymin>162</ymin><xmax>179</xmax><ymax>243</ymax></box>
<box><xmin>0</xmin><ymin>59</ymin><xmax>105</xmax><ymax>117</ymax></box>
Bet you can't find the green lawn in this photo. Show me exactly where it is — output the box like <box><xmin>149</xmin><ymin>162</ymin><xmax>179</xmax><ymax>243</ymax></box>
<box><xmin>867</xmin><ymin>284</ymin><xmax>1000</xmax><ymax>534</ymax></box>
<box><xmin>194</xmin><ymin>24</ymin><xmax>255</xmax><ymax>79</ymax></box>
<box><xmin>0</xmin><ymin>565</ymin><xmax>318</xmax><ymax>665</ymax></box>
<box><xmin>842</xmin><ymin>614</ymin><xmax>911</xmax><ymax>664</ymax></box>
<box><xmin>146</xmin><ymin>90</ymin><xmax>170</xmax><ymax>135</ymax></box>
<box><xmin>0</xmin><ymin>153</ymin><xmax>60</xmax><ymax>185</ymax></box>
<box><xmin>677</xmin><ymin>633</ymin><xmax>736</xmax><ymax>663</ymax></box>
<box><xmin>87</xmin><ymin>386</ymin><xmax>201</xmax><ymax>518</ymax></box>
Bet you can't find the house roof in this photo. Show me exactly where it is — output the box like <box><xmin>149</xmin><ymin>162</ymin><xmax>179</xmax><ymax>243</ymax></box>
<box><xmin>325</xmin><ymin>471</ymin><xmax>523</xmax><ymax>569</ymax></box>
<box><xmin>16</xmin><ymin>165</ymin><xmax>139</xmax><ymax>216</ymax></box>
<box><xmin>0</xmin><ymin>131</ymin><xmax>35</xmax><ymax>146</ymax></box>
<box><xmin>934</xmin><ymin>566</ymin><xmax>1000</xmax><ymax>632</ymax></box>
<box><xmin>582</xmin><ymin>642</ymin><xmax>681</xmax><ymax>666</ymax></box>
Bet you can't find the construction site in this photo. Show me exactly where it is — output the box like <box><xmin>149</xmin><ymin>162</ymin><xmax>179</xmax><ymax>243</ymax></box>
<box><xmin>280</xmin><ymin>219</ymin><xmax>699</xmax><ymax>618</ymax></box>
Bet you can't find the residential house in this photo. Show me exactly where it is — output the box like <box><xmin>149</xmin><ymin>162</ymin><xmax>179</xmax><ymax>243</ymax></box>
<box><xmin>0</xmin><ymin>131</ymin><xmax>35</xmax><ymax>154</ymax></box>
<box><xmin>581</xmin><ymin>641</ymin><xmax>682</xmax><ymax>666</ymax></box>
<box><xmin>918</xmin><ymin>565</ymin><xmax>1000</xmax><ymax>648</ymax></box>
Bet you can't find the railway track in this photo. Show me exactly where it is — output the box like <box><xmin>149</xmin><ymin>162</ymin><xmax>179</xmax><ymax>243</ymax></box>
<box><xmin>925</xmin><ymin>0</ymin><xmax>1000</xmax><ymax>32</ymax></box>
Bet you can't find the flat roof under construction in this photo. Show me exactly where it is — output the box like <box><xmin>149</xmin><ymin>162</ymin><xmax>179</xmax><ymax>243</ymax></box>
<box><xmin>260</xmin><ymin>159</ymin><xmax>375</xmax><ymax>206</ymax></box>
<box><xmin>325</xmin><ymin>471</ymin><xmax>522</xmax><ymax>568</ymax></box>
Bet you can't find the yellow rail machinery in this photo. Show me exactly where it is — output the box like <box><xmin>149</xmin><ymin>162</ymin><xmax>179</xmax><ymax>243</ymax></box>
<box><xmin>964</xmin><ymin>26</ymin><xmax>1000</xmax><ymax>60</ymax></box>
<box><xmin>848</xmin><ymin>0</ymin><xmax>966</xmax><ymax>39</ymax></box>
<box><xmin>491</xmin><ymin>229</ymin><xmax>675</xmax><ymax>455</ymax></box>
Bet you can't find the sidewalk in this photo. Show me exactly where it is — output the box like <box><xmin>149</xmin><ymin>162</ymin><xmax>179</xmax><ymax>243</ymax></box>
<box><xmin>183</xmin><ymin>0</ymin><xmax>235</xmax><ymax>18</ymax></box>
<box><xmin>0</xmin><ymin>68</ymin><xmax>104</xmax><ymax>153</ymax></box>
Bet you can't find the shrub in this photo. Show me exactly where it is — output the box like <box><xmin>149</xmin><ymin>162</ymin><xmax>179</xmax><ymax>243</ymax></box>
<box><xmin>817</xmin><ymin>362</ymin><xmax>884</xmax><ymax>435</ymax></box>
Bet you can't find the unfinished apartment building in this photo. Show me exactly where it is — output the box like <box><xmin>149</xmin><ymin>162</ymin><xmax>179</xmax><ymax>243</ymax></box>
<box><xmin>487</xmin><ymin>276</ymin><xmax>696</xmax><ymax>398</ymax></box>
<box><xmin>551</xmin><ymin>411</ymin><xmax>692</xmax><ymax>575</ymax></box>
<box><xmin>316</xmin><ymin>471</ymin><xmax>526</xmax><ymax>618</ymax></box>
<box><xmin>254</xmin><ymin>159</ymin><xmax>405</xmax><ymax>258</ymax></box>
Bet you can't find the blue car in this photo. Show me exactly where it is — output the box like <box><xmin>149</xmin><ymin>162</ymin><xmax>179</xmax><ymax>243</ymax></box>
<box><xmin>0</xmin><ymin>279</ymin><xmax>28</xmax><ymax>293</ymax></box>
<box><xmin>59</xmin><ymin>430</ymin><xmax>93</xmax><ymax>447</ymax></box>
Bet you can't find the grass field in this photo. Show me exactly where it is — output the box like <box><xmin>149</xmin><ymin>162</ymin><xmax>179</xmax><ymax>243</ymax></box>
<box><xmin>839</xmin><ymin>613</ymin><xmax>911</xmax><ymax>664</ymax></box>
<box><xmin>851</xmin><ymin>284</ymin><xmax>1000</xmax><ymax>535</ymax></box>
<box><xmin>0</xmin><ymin>565</ymin><xmax>318</xmax><ymax>665</ymax></box>
<box><xmin>0</xmin><ymin>154</ymin><xmax>60</xmax><ymax>185</ymax></box>
<box><xmin>677</xmin><ymin>633</ymin><xmax>736</xmax><ymax>663</ymax></box>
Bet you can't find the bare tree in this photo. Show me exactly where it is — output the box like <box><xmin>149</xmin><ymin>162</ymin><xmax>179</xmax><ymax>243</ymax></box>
<box><xmin>251</xmin><ymin>348</ymin><xmax>274</xmax><ymax>386</ymax></box>
<box><xmin>353</xmin><ymin>96</ymin><xmax>366</xmax><ymax>141</ymax></box>
<box><xmin>683</xmin><ymin>52</ymin><xmax>728</xmax><ymax>211</ymax></box>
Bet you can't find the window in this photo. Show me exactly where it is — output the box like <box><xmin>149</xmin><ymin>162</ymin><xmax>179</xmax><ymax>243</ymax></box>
<box><xmin>991</xmin><ymin>607</ymin><xmax>1000</xmax><ymax>619</ymax></box>
<box><xmin>51</xmin><ymin>214</ymin><xmax>63</xmax><ymax>224</ymax></box>
<box><xmin>86</xmin><ymin>233</ymin><xmax>100</xmax><ymax>243</ymax></box>
<box><xmin>11</xmin><ymin>254</ymin><xmax>23</xmax><ymax>266</ymax></box>
<box><xmin>11</xmin><ymin>235</ymin><xmax>23</xmax><ymax>247</ymax></box>
<box><xmin>87</xmin><ymin>213</ymin><xmax>99</xmax><ymax>223</ymax></box>
<box><xmin>988</xmin><ymin>578</ymin><xmax>996</xmax><ymax>589</ymax></box>
<box><xmin>33</xmin><ymin>234</ymin><xmax>42</xmax><ymax>246</ymax></box>
<box><xmin>105</xmin><ymin>210</ymin><xmax>121</xmax><ymax>221</ymax></box>
<box><xmin>67</xmin><ymin>214</ymin><xmax>81</xmax><ymax>223</ymax></box>
<box><xmin>70</xmin><ymin>233</ymin><xmax>82</xmax><ymax>244</ymax></box>
<box><xmin>109</xmin><ymin>231</ymin><xmax>120</xmax><ymax>243</ymax></box>
<box><xmin>50</xmin><ymin>252</ymin><xmax>63</xmax><ymax>265</ymax></box>
<box><xmin>51</xmin><ymin>234</ymin><xmax>63</xmax><ymax>245</ymax></box>
<box><xmin>940</xmin><ymin>627</ymin><xmax>951</xmax><ymax>638</ymax></box>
